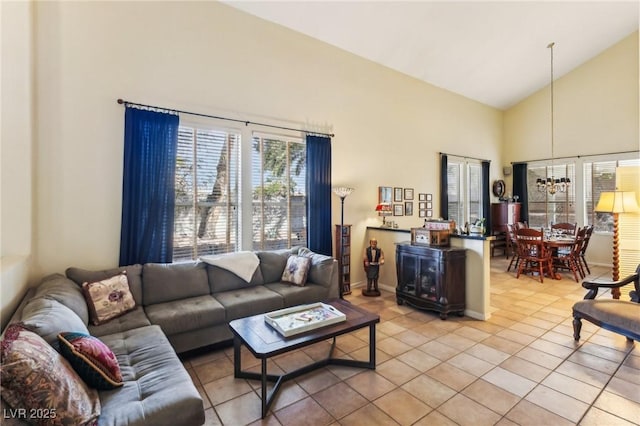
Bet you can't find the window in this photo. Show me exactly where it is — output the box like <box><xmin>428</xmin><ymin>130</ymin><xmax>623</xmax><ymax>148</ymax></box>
<box><xmin>252</xmin><ymin>133</ymin><xmax>307</xmax><ymax>250</ymax></box>
<box><xmin>446</xmin><ymin>156</ymin><xmax>484</xmax><ymax>227</ymax></box>
<box><xmin>527</xmin><ymin>162</ymin><xmax>576</xmax><ymax>228</ymax></box>
<box><xmin>173</xmin><ymin>125</ymin><xmax>240</xmax><ymax>261</ymax></box>
<box><xmin>584</xmin><ymin>157</ymin><xmax>640</xmax><ymax>232</ymax></box>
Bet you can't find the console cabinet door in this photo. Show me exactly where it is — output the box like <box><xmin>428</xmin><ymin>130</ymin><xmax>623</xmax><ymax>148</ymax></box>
<box><xmin>395</xmin><ymin>243</ymin><xmax>465</xmax><ymax>319</ymax></box>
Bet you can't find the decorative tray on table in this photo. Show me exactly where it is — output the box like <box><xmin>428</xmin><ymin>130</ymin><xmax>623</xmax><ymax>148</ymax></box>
<box><xmin>264</xmin><ymin>303</ymin><xmax>346</xmax><ymax>337</ymax></box>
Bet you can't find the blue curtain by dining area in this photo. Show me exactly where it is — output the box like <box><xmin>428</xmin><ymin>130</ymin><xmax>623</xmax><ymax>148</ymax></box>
<box><xmin>119</xmin><ymin>107</ymin><xmax>179</xmax><ymax>266</ymax></box>
<box><xmin>306</xmin><ymin>135</ymin><xmax>332</xmax><ymax>256</ymax></box>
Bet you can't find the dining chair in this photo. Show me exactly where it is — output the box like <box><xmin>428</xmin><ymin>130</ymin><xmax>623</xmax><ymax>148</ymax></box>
<box><xmin>506</xmin><ymin>224</ymin><xmax>520</xmax><ymax>272</ymax></box>
<box><xmin>579</xmin><ymin>225</ymin><xmax>594</xmax><ymax>275</ymax></box>
<box><xmin>514</xmin><ymin>221</ymin><xmax>528</xmax><ymax>231</ymax></box>
<box><xmin>551</xmin><ymin>222</ymin><xmax>577</xmax><ymax>236</ymax></box>
<box><xmin>515</xmin><ymin>227</ymin><xmax>554</xmax><ymax>283</ymax></box>
<box><xmin>552</xmin><ymin>226</ymin><xmax>586</xmax><ymax>282</ymax></box>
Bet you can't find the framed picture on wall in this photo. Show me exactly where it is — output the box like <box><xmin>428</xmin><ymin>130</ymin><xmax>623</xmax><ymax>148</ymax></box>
<box><xmin>394</xmin><ymin>187</ymin><xmax>403</xmax><ymax>202</ymax></box>
<box><xmin>419</xmin><ymin>193</ymin><xmax>426</xmax><ymax>201</ymax></box>
<box><xmin>393</xmin><ymin>204</ymin><xmax>403</xmax><ymax>216</ymax></box>
<box><xmin>419</xmin><ymin>209</ymin><xmax>426</xmax><ymax>218</ymax></box>
<box><xmin>378</xmin><ymin>186</ymin><xmax>392</xmax><ymax>204</ymax></box>
<box><xmin>426</xmin><ymin>209</ymin><xmax>433</xmax><ymax>217</ymax></box>
<box><xmin>419</xmin><ymin>202</ymin><xmax>426</xmax><ymax>210</ymax></box>
<box><xmin>404</xmin><ymin>188</ymin><xmax>414</xmax><ymax>200</ymax></box>
<box><xmin>426</xmin><ymin>193</ymin><xmax>432</xmax><ymax>201</ymax></box>
<box><xmin>405</xmin><ymin>202</ymin><xmax>413</xmax><ymax>216</ymax></box>
<box><xmin>426</xmin><ymin>201</ymin><xmax>432</xmax><ymax>210</ymax></box>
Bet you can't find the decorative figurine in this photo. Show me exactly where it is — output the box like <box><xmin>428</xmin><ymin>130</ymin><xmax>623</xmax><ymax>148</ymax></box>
<box><xmin>362</xmin><ymin>238</ymin><xmax>384</xmax><ymax>297</ymax></box>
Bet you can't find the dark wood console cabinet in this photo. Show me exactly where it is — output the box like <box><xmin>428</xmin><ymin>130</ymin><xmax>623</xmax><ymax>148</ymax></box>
<box><xmin>395</xmin><ymin>243</ymin><xmax>466</xmax><ymax>319</ymax></box>
<box><xmin>491</xmin><ymin>202</ymin><xmax>521</xmax><ymax>234</ymax></box>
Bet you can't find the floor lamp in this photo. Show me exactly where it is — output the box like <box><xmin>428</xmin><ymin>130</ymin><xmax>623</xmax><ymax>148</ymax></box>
<box><xmin>595</xmin><ymin>190</ymin><xmax>639</xmax><ymax>299</ymax></box>
<box><xmin>333</xmin><ymin>187</ymin><xmax>354</xmax><ymax>298</ymax></box>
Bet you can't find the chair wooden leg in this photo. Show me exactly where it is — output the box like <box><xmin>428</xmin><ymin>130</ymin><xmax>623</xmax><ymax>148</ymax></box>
<box><xmin>569</xmin><ymin>258</ymin><xmax>579</xmax><ymax>282</ymax></box>
<box><xmin>572</xmin><ymin>316</ymin><xmax>582</xmax><ymax>341</ymax></box>
<box><xmin>580</xmin><ymin>255</ymin><xmax>590</xmax><ymax>275</ymax></box>
<box><xmin>537</xmin><ymin>262</ymin><xmax>544</xmax><ymax>283</ymax></box>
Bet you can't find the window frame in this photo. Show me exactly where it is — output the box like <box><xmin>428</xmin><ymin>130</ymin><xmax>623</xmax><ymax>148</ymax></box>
<box><xmin>446</xmin><ymin>156</ymin><xmax>485</xmax><ymax>227</ymax></box>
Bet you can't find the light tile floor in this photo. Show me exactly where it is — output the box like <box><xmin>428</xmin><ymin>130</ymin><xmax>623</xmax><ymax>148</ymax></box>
<box><xmin>182</xmin><ymin>258</ymin><xmax>640</xmax><ymax>425</ymax></box>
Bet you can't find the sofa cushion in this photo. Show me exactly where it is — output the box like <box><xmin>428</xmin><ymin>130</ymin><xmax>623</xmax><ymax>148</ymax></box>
<box><xmin>573</xmin><ymin>299</ymin><xmax>640</xmax><ymax>336</ymax></box>
<box><xmin>0</xmin><ymin>324</ymin><xmax>101</xmax><ymax>426</ymax></box>
<box><xmin>257</xmin><ymin>250</ymin><xmax>290</xmax><ymax>283</ymax></box>
<box><xmin>20</xmin><ymin>298</ymin><xmax>89</xmax><ymax>351</ymax></box>
<box><xmin>58</xmin><ymin>331</ymin><xmax>123</xmax><ymax>390</ymax></box>
<box><xmin>281</xmin><ymin>255</ymin><xmax>311</xmax><ymax>286</ymax></box>
<box><xmin>142</xmin><ymin>261</ymin><xmax>209</xmax><ymax>305</ymax></box>
<box><xmin>145</xmin><ymin>295</ymin><xmax>226</xmax><ymax>336</ymax></box>
<box><xmin>206</xmin><ymin>264</ymin><xmax>264</xmax><ymax>293</ymax></box>
<box><xmin>201</xmin><ymin>251</ymin><xmax>260</xmax><ymax>283</ymax></box>
<box><xmin>97</xmin><ymin>325</ymin><xmax>204</xmax><ymax>426</ymax></box>
<box><xmin>66</xmin><ymin>264</ymin><xmax>143</xmax><ymax>306</ymax></box>
<box><xmin>214</xmin><ymin>287</ymin><xmax>284</xmax><ymax>321</ymax></box>
<box><xmin>83</xmin><ymin>273</ymin><xmax>136</xmax><ymax>326</ymax></box>
<box><xmin>88</xmin><ymin>306</ymin><xmax>151</xmax><ymax>338</ymax></box>
<box><xmin>298</xmin><ymin>247</ymin><xmax>337</xmax><ymax>288</ymax></box>
<box><xmin>34</xmin><ymin>273</ymin><xmax>89</xmax><ymax>324</ymax></box>
<box><xmin>265</xmin><ymin>282</ymin><xmax>330</xmax><ymax>307</ymax></box>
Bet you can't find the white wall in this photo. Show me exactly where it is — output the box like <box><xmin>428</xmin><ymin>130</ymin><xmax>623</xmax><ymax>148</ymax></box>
<box><xmin>30</xmin><ymin>1</ymin><xmax>502</xmax><ymax>284</ymax></box>
<box><xmin>1</xmin><ymin>0</ymin><xmax>34</xmax><ymax>328</ymax></box>
<box><xmin>503</xmin><ymin>32</ymin><xmax>639</xmax><ymax>265</ymax></box>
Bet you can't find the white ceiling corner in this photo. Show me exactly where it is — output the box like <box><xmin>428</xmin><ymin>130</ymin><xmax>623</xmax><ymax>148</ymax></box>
<box><xmin>223</xmin><ymin>1</ymin><xmax>639</xmax><ymax>110</ymax></box>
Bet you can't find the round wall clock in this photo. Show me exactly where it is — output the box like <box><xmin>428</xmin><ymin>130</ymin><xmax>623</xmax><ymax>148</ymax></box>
<box><xmin>492</xmin><ymin>179</ymin><xmax>506</xmax><ymax>198</ymax></box>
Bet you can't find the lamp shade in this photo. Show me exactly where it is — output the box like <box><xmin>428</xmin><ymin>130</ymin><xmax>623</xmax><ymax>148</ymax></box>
<box><xmin>332</xmin><ymin>187</ymin><xmax>354</xmax><ymax>198</ymax></box>
<box><xmin>594</xmin><ymin>191</ymin><xmax>640</xmax><ymax>214</ymax></box>
<box><xmin>375</xmin><ymin>203</ymin><xmax>391</xmax><ymax>214</ymax></box>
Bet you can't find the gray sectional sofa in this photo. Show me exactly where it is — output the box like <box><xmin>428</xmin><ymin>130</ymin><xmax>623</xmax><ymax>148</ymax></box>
<box><xmin>1</xmin><ymin>247</ymin><xmax>338</xmax><ymax>426</ymax></box>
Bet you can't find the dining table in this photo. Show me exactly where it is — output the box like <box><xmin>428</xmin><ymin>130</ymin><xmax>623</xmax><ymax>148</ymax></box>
<box><xmin>544</xmin><ymin>235</ymin><xmax>577</xmax><ymax>280</ymax></box>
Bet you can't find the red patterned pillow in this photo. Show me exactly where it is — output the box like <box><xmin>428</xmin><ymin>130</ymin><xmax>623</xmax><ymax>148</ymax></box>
<box><xmin>82</xmin><ymin>272</ymin><xmax>136</xmax><ymax>325</ymax></box>
<box><xmin>0</xmin><ymin>323</ymin><xmax>100</xmax><ymax>426</ymax></box>
<box><xmin>58</xmin><ymin>331</ymin><xmax>123</xmax><ymax>390</ymax></box>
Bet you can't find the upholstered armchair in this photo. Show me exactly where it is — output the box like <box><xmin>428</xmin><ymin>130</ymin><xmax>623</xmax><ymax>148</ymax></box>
<box><xmin>572</xmin><ymin>264</ymin><xmax>640</xmax><ymax>342</ymax></box>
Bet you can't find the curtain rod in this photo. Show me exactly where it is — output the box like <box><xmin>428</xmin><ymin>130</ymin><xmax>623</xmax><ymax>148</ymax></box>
<box><xmin>440</xmin><ymin>152</ymin><xmax>490</xmax><ymax>162</ymax></box>
<box><xmin>511</xmin><ymin>149</ymin><xmax>640</xmax><ymax>164</ymax></box>
<box><xmin>116</xmin><ymin>99</ymin><xmax>335</xmax><ymax>138</ymax></box>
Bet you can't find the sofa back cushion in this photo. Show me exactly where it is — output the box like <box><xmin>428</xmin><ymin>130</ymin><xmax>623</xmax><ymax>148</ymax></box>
<box><xmin>20</xmin><ymin>297</ymin><xmax>89</xmax><ymax>351</ymax></box>
<box><xmin>206</xmin><ymin>264</ymin><xmax>264</xmax><ymax>293</ymax></box>
<box><xmin>66</xmin><ymin>264</ymin><xmax>143</xmax><ymax>306</ymax></box>
<box><xmin>257</xmin><ymin>250</ymin><xmax>291</xmax><ymax>283</ymax></box>
<box><xmin>298</xmin><ymin>248</ymin><xmax>337</xmax><ymax>289</ymax></box>
<box><xmin>143</xmin><ymin>261</ymin><xmax>209</xmax><ymax>305</ymax></box>
<box><xmin>34</xmin><ymin>273</ymin><xmax>89</xmax><ymax>324</ymax></box>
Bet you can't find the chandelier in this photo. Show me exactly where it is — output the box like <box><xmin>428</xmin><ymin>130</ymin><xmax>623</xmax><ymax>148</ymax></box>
<box><xmin>536</xmin><ymin>42</ymin><xmax>570</xmax><ymax>195</ymax></box>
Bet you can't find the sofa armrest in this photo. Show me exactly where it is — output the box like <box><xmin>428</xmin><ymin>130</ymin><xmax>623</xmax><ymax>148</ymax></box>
<box><xmin>581</xmin><ymin>264</ymin><xmax>640</xmax><ymax>300</ymax></box>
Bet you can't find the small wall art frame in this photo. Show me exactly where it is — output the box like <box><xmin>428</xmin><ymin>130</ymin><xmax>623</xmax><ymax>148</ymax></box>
<box><xmin>404</xmin><ymin>188</ymin><xmax>414</xmax><ymax>200</ymax></box>
<box><xmin>378</xmin><ymin>186</ymin><xmax>392</xmax><ymax>204</ymax></box>
<box><xmin>394</xmin><ymin>187</ymin><xmax>403</xmax><ymax>202</ymax></box>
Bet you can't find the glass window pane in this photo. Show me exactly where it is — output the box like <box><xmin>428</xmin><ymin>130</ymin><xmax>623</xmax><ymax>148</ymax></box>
<box><xmin>174</xmin><ymin>125</ymin><xmax>239</xmax><ymax>261</ymax></box>
<box><xmin>252</xmin><ymin>134</ymin><xmax>306</xmax><ymax>250</ymax></box>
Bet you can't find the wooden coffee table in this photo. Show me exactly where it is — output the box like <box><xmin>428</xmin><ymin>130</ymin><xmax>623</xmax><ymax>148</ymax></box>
<box><xmin>229</xmin><ymin>298</ymin><xmax>380</xmax><ymax>418</ymax></box>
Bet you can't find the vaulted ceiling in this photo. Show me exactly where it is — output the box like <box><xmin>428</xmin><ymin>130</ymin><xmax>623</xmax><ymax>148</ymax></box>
<box><xmin>224</xmin><ymin>1</ymin><xmax>639</xmax><ymax>110</ymax></box>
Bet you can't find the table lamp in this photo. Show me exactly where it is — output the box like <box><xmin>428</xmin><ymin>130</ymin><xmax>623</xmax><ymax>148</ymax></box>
<box><xmin>375</xmin><ymin>203</ymin><xmax>392</xmax><ymax>227</ymax></box>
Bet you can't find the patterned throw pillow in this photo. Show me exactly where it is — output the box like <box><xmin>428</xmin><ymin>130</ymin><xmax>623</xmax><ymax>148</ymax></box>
<box><xmin>82</xmin><ymin>272</ymin><xmax>136</xmax><ymax>325</ymax></box>
<box><xmin>0</xmin><ymin>323</ymin><xmax>101</xmax><ymax>426</ymax></box>
<box><xmin>58</xmin><ymin>331</ymin><xmax>123</xmax><ymax>390</ymax></box>
<box><xmin>281</xmin><ymin>255</ymin><xmax>312</xmax><ymax>286</ymax></box>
